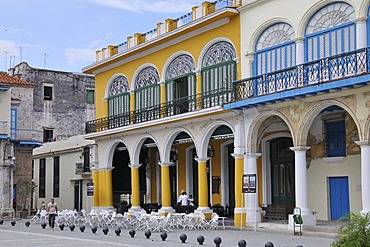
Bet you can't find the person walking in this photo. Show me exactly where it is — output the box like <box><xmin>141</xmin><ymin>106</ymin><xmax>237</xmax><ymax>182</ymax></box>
<box><xmin>177</xmin><ymin>191</ymin><xmax>189</xmax><ymax>213</ymax></box>
<box><xmin>47</xmin><ymin>198</ymin><xmax>58</xmax><ymax>228</ymax></box>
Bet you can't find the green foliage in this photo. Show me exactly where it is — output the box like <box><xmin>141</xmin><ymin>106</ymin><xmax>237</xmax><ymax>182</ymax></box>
<box><xmin>332</xmin><ymin>212</ymin><xmax>370</xmax><ymax>247</ymax></box>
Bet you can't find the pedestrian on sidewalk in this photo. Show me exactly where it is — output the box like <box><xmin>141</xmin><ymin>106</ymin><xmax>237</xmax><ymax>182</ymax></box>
<box><xmin>47</xmin><ymin>198</ymin><xmax>58</xmax><ymax>228</ymax></box>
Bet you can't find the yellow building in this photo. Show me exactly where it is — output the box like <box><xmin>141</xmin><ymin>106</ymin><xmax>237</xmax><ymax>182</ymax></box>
<box><xmin>83</xmin><ymin>1</ymin><xmax>246</xmax><ymax>226</ymax></box>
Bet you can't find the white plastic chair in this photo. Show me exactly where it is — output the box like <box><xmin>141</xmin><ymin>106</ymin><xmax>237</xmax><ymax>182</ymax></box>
<box><xmin>40</xmin><ymin>210</ymin><xmax>48</xmax><ymax>224</ymax></box>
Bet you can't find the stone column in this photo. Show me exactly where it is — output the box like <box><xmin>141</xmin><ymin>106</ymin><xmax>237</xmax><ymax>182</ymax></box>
<box><xmin>158</xmin><ymin>162</ymin><xmax>174</xmax><ymax>214</ymax></box>
<box><xmin>290</xmin><ymin>146</ymin><xmax>311</xmax><ymax>215</ymax></box>
<box><xmin>232</xmin><ymin>153</ymin><xmax>246</xmax><ymax>227</ymax></box>
<box><xmin>0</xmin><ymin>140</ymin><xmax>15</xmax><ymax>218</ymax></box>
<box><xmin>356</xmin><ymin>141</ymin><xmax>370</xmax><ymax>214</ymax></box>
<box><xmin>194</xmin><ymin>157</ymin><xmax>212</xmax><ymax>218</ymax></box>
<box><xmin>245</xmin><ymin>152</ymin><xmax>262</xmax><ymax>223</ymax></box>
<box><xmin>289</xmin><ymin>146</ymin><xmax>316</xmax><ymax>227</ymax></box>
<box><xmin>129</xmin><ymin>164</ymin><xmax>142</xmax><ymax>212</ymax></box>
<box><xmin>0</xmin><ymin>159</ymin><xmax>15</xmax><ymax>218</ymax></box>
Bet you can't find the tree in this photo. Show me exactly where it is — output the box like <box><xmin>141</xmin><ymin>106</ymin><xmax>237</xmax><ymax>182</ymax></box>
<box><xmin>17</xmin><ymin>179</ymin><xmax>37</xmax><ymax>212</ymax></box>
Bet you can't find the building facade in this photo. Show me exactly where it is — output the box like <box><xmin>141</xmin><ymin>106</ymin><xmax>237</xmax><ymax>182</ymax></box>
<box><xmin>226</xmin><ymin>0</ymin><xmax>370</xmax><ymax>227</ymax></box>
<box><xmin>83</xmin><ymin>1</ymin><xmax>244</xmax><ymax>225</ymax></box>
<box><xmin>0</xmin><ymin>72</ymin><xmax>36</xmax><ymax>217</ymax></box>
<box><xmin>83</xmin><ymin>0</ymin><xmax>370</xmax><ymax>228</ymax></box>
<box><xmin>32</xmin><ymin>135</ymin><xmax>95</xmax><ymax>212</ymax></box>
<box><xmin>6</xmin><ymin>62</ymin><xmax>95</xmax><ymax>214</ymax></box>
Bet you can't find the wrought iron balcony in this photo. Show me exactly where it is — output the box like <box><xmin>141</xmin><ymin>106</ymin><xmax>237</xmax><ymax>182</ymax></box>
<box><xmin>233</xmin><ymin>48</ymin><xmax>370</xmax><ymax>102</ymax></box>
<box><xmin>75</xmin><ymin>163</ymin><xmax>91</xmax><ymax>174</ymax></box>
<box><xmin>85</xmin><ymin>88</ymin><xmax>232</xmax><ymax>134</ymax></box>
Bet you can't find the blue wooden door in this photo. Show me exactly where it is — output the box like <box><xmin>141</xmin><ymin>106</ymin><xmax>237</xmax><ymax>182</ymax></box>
<box><xmin>329</xmin><ymin>177</ymin><xmax>350</xmax><ymax>220</ymax></box>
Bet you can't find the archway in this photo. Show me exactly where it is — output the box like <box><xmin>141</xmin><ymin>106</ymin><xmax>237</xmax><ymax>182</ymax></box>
<box><xmin>112</xmin><ymin>143</ymin><xmax>131</xmax><ymax>211</ymax></box>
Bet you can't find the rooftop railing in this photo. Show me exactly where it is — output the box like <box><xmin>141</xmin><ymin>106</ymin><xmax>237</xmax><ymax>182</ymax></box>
<box><xmin>95</xmin><ymin>0</ymin><xmax>241</xmax><ymax>62</ymax></box>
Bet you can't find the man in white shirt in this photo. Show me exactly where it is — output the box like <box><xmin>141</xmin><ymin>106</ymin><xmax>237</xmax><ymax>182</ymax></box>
<box><xmin>47</xmin><ymin>198</ymin><xmax>58</xmax><ymax>228</ymax></box>
<box><xmin>177</xmin><ymin>191</ymin><xmax>189</xmax><ymax>213</ymax></box>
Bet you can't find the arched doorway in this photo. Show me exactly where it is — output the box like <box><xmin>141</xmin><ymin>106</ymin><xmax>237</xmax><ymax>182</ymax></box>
<box><xmin>270</xmin><ymin>137</ymin><xmax>295</xmax><ymax>210</ymax></box>
<box><xmin>112</xmin><ymin>143</ymin><xmax>131</xmax><ymax>210</ymax></box>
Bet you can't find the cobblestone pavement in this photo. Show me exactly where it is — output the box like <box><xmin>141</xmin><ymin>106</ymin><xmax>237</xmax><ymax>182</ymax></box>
<box><xmin>0</xmin><ymin>219</ymin><xmax>336</xmax><ymax>247</ymax></box>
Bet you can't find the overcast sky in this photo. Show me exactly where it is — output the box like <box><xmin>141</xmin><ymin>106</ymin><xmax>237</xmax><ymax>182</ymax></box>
<box><xmin>0</xmin><ymin>0</ymin><xmax>204</xmax><ymax>73</ymax></box>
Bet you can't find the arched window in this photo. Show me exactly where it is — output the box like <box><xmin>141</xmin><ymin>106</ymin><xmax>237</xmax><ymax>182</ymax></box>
<box><xmin>254</xmin><ymin>23</ymin><xmax>295</xmax><ymax>75</ymax></box>
<box><xmin>305</xmin><ymin>2</ymin><xmax>356</xmax><ymax>62</ymax></box>
<box><xmin>108</xmin><ymin>76</ymin><xmax>130</xmax><ymax>117</ymax></box>
<box><xmin>165</xmin><ymin>54</ymin><xmax>196</xmax><ymax>114</ymax></box>
<box><xmin>134</xmin><ymin>66</ymin><xmax>160</xmax><ymax>110</ymax></box>
<box><xmin>201</xmin><ymin>41</ymin><xmax>236</xmax><ymax>93</ymax></box>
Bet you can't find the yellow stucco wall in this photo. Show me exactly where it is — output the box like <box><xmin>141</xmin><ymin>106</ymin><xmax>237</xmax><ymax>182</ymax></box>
<box><xmin>94</xmin><ymin>15</ymin><xmax>240</xmax><ymax>119</ymax></box>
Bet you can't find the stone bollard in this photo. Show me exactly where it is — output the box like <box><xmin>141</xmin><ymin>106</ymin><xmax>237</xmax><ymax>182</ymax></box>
<box><xmin>214</xmin><ymin>236</ymin><xmax>222</xmax><ymax>247</ymax></box>
<box><xmin>160</xmin><ymin>232</ymin><xmax>168</xmax><ymax>241</ymax></box>
<box><xmin>25</xmin><ymin>221</ymin><xmax>30</xmax><ymax>227</ymax></box>
<box><xmin>103</xmin><ymin>227</ymin><xmax>109</xmax><ymax>235</ymax></box>
<box><xmin>238</xmin><ymin>239</ymin><xmax>247</xmax><ymax>247</ymax></box>
<box><xmin>265</xmin><ymin>241</ymin><xmax>274</xmax><ymax>247</ymax></box>
<box><xmin>180</xmin><ymin>233</ymin><xmax>187</xmax><ymax>243</ymax></box>
<box><xmin>59</xmin><ymin>223</ymin><xmax>65</xmax><ymax>230</ymax></box>
<box><xmin>129</xmin><ymin>229</ymin><xmax>136</xmax><ymax>238</ymax></box>
<box><xmin>115</xmin><ymin>228</ymin><xmax>121</xmax><ymax>236</ymax></box>
<box><xmin>41</xmin><ymin>223</ymin><xmax>46</xmax><ymax>229</ymax></box>
<box><xmin>91</xmin><ymin>226</ymin><xmax>97</xmax><ymax>234</ymax></box>
<box><xmin>197</xmin><ymin>235</ymin><xmax>205</xmax><ymax>245</ymax></box>
<box><xmin>11</xmin><ymin>221</ymin><xmax>16</xmax><ymax>226</ymax></box>
<box><xmin>69</xmin><ymin>224</ymin><xmax>75</xmax><ymax>231</ymax></box>
<box><xmin>79</xmin><ymin>225</ymin><xmax>85</xmax><ymax>232</ymax></box>
<box><xmin>144</xmin><ymin>229</ymin><xmax>151</xmax><ymax>239</ymax></box>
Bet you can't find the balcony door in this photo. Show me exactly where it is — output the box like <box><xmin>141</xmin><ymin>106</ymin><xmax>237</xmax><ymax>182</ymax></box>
<box><xmin>175</xmin><ymin>76</ymin><xmax>188</xmax><ymax>114</ymax></box>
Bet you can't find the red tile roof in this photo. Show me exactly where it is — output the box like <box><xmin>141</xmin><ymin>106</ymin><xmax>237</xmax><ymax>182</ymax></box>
<box><xmin>0</xmin><ymin>72</ymin><xmax>36</xmax><ymax>87</ymax></box>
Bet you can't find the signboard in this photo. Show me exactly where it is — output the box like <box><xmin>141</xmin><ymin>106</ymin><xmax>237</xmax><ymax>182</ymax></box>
<box><xmin>242</xmin><ymin>174</ymin><xmax>256</xmax><ymax>193</ymax></box>
<box><xmin>87</xmin><ymin>183</ymin><xmax>94</xmax><ymax>196</ymax></box>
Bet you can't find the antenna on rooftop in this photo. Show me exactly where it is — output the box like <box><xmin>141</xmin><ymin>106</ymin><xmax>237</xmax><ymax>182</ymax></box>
<box><xmin>19</xmin><ymin>47</ymin><xmax>22</xmax><ymax>63</ymax></box>
<box><xmin>43</xmin><ymin>52</ymin><xmax>48</xmax><ymax>69</ymax></box>
<box><xmin>4</xmin><ymin>51</ymin><xmax>9</xmax><ymax>71</ymax></box>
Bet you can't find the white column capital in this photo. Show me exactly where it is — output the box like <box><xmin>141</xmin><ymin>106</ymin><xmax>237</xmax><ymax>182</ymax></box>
<box><xmin>194</xmin><ymin>157</ymin><xmax>209</xmax><ymax>163</ymax></box>
<box><xmin>129</xmin><ymin>163</ymin><xmax>142</xmax><ymax>169</ymax></box>
<box><xmin>159</xmin><ymin>80</ymin><xmax>165</xmax><ymax>86</ymax></box>
<box><xmin>355</xmin><ymin>140</ymin><xmax>370</xmax><ymax>147</ymax></box>
<box><xmin>91</xmin><ymin>167</ymin><xmax>113</xmax><ymax>172</ymax></box>
<box><xmin>290</xmin><ymin>146</ymin><xmax>310</xmax><ymax>152</ymax></box>
<box><xmin>293</xmin><ymin>36</ymin><xmax>304</xmax><ymax>43</ymax></box>
<box><xmin>231</xmin><ymin>153</ymin><xmax>244</xmax><ymax>159</ymax></box>
<box><xmin>353</xmin><ymin>16</ymin><xmax>368</xmax><ymax>24</ymax></box>
<box><xmin>245</xmin><ymin>152</ymin><xmax>262</xmax><ymax>159</ymax></box>
<box><xmin>194</xmin><ymin>69</ymin><xmax>201</xmax><ymax>75</ymax></box>
<box><xmin>158</xmin><ymin>162</ymin><xmax>172</xmax><ymax>167</ymax></box>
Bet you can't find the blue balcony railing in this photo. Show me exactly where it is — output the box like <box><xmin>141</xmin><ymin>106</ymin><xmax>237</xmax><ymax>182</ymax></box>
<box><xmin>85</xmin><ymin>88</ymin><xmax>232</xmax><ymax>134</ymax></box>
<box><xmin>234</xmin><ymin>47</ymin><xmax>370</xmax><ymax>100</ymax></box>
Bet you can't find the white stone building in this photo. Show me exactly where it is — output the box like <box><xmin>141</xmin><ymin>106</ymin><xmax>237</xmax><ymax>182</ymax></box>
<box><xmin>32</xmin><ymin>135</ymin><xmax>96</xmax><ymax>212</ymax></box>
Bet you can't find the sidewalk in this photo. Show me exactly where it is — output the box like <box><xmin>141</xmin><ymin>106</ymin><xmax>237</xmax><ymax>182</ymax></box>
<box><xmin>0</xmin><ymin>218</ymin><xmax>337</xmax><ymax>247</ymax></box>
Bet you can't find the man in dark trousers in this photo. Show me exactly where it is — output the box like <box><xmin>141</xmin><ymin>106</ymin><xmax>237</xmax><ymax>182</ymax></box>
<box><xmin>47</xmin><ymin>198</ymin><xmax>58</xmax><ymax>228</ymax></box>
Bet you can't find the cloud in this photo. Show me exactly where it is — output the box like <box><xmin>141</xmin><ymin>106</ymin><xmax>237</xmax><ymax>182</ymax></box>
<box><xmin>85</xmin><ymin>0</ymin><xmax>200</xmax><ymax>13</ymax></box>
<box><xmin>63</xmin><ymin>48</ymin><xmax>96</xmax><ymax>65</ymax></box>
